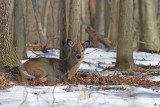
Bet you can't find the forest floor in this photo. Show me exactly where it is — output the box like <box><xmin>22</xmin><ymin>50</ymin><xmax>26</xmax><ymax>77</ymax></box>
<box><xmin>0</xmin><ymin>48</ymin><xmax>160</xmax><ymax>107</ymax></box>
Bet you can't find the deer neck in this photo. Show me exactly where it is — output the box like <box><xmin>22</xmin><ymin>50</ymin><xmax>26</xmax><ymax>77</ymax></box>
<box><xmin>64</xmin><ymin>56</ymin><xmax>80</xmax><ymax>70</ymax></box>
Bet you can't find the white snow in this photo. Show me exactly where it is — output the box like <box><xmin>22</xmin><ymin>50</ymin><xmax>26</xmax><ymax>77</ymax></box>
<box><xmin>1</xmin><ymin>48</ymin><xmax>160</xmax><ymax>107</ymax></box>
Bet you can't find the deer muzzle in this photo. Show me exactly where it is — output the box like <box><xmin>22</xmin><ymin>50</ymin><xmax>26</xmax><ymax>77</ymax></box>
<box><xmin>76</xmin><ymin>54</ymin><xmax>81</xmax><ymax>59</ymax></box>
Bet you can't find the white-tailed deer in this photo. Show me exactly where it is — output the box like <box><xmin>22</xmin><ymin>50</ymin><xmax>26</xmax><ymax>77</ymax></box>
<box><xmin>20</xmin><ymin>39</ymin><xmax>90</xmax><ymax>83</ymax></box>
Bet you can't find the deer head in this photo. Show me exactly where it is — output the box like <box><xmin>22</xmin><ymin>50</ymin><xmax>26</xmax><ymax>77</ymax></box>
<box><xmin>67</xmin><ymin>39</ymin><xmax>90</xmax><ymax>62</ymax></box>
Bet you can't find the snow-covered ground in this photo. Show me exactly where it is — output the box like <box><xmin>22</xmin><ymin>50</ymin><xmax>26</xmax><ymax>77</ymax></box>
<box><xmin>1</xmin><ymin>48</ymin><xmax>160</xmax><ymax>107</ymax></box>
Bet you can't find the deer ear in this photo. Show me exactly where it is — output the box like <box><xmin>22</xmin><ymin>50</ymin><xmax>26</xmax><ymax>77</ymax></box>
<box><xmin>82</xmin><ymin>40</ymin><xmax>90</xmax><ymax>49</ymax></box>
<box><xmin>67</xmin><ymin>39</ymin><xmax>74</xmax><ymax>47</ymax></box>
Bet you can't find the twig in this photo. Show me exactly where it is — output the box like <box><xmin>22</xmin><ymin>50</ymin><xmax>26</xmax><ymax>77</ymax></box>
<box><xmin>31</xmin><ymin>51</ymin><xmax>43</xmax><ymax>58</ymax></box>
<box><xmin>135</xmin><ymin>40</ymin><xmax>154</xmax><ymax>46</ymax></box>
<box><xmin>51</xmin><ymin>86</ymin><xmax>56</xmax><ymax>107</ymax></box>
<box><xmin>85</xmin><ymin>48</ymin><xmax>99</xmax><ymax>55</ymax></box>
<box><xmin>18</xmin><ymin>87</ymin><xmax>28</xmax><ymax>107</ymax></box>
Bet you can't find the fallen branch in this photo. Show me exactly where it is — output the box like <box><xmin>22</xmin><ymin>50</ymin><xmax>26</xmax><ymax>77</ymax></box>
<box><xmin>85</xmin><ymin>26</ymin><xmax>113</xmax><ymax>50</ymax></box>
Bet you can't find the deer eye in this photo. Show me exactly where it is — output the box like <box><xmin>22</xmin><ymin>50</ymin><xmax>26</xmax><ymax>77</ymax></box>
<box><xmin>73</xmin><ymin>50</ymin><xmax>76</xmax><ymax>52</ymax></box>
<box><xmin>81</xmin><ymin>50</ymin><xmax>84</xmax><ymax>52</ymax></box>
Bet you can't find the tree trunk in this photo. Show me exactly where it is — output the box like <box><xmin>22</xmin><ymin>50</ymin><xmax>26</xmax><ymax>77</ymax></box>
<box><xmin>109</xmin><ymin>0</ymin><xmax>119</xmax><ymax>44</ymax></box>
<box><xmin>157</xmin><ymin>0</ymin><xmax>160</xmax><ymax>23</ymax></box>
<box><xmin>88</xmin><ymin>0</ymin><xmax>96</xmax><ymax>47</ymax></box>
<box><xmin>26</xmin><ymin>0</ymin><xmax>39</xmax><ymax>46</ymax></box>
<box><xmin>133</xmin><ymin>0</ymin><xmax>140</xmax><ymax>50</ymax></box>
<box><xmin>43</xmin><ymin>0</ymin><xmax>50</xmax><ymax>43</ymax></box>
<box><xmin>88</xmin><ymin>0</ymin><xmax>96</xmax><ymax>28</ymax></box>
<box><xmin>116</xmin><ymin>0</ymin><xmax>135</xmax><ymax>70</ymax></box>
<box><xmin>0</xmin><ymin>0</ymin><xmax>20</xmax><ymax>66</ymax></box>
<box><xmin>65</xmin><ymin>0</ymin><xmax>70</xmax><ymax>38</ymax></box>
<box><xmin>14</xmin><ymin>0</ymin><xmax>27</xmax><ymax>60</ymax></box>
<box><xmin>52</xmin><ymin>0</ymin><xmax>65</xmax><ymax>50</ymax></box>
<box><xmin>139</xmin><ymin>0</ymin><xmax>160</xmax><ymax>52</ymax></box>
<box><xmin>104</xmin><ymin>0</ymin><xmax>111</xmax><ymax>38</ymax></box>
<box><xmin>80</xmin><ymin>0</ymin><xmax>88</xmax><ymax>43</ymax></box>
<box><xmin>51</xmin><ymin>0</ymin><xmax>67</xmax><ymax>59</ymax></box>
<box><xmin>50</xmin><ymin>0</ymin><xmax>56</xmax><ymax>48</ymax></box>
<box><xmin>8</xmin><ymin>0</ymin><xmax>14</xmax><ymax>36</ymax></box>
<box><xmin>94</xmin><ymin>0</ymin><xmax>104</xmax><ymax>48</ymax></box>
<box><xmin>68</xmin><ymin>0</ymin><xmax>81</xmax><ymax>42</ymax></box>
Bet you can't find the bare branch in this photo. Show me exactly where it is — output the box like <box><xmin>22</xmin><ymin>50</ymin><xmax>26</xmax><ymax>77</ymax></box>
<box><xmin>32</xmin><ymin>0</ymin><xmax>47</xmax><ymax>48</ymax></box>
<box><xmin>43</xmin><ymin>0</ymin><xmax>50</xmax><ymax>38</ymax></box>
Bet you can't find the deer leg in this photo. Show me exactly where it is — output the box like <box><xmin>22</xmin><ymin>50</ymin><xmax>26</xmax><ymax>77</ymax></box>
<box><xmin>47</xmin><ymin>75</ymin><xmax>56</xmax><ymax>84</ymax></box>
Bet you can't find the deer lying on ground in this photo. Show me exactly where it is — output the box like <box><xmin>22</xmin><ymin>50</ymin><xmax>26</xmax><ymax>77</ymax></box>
<box><xmin>20</xmin><ymin>39</ymin><xmax>90</xmax><ymax>83</ymax></box>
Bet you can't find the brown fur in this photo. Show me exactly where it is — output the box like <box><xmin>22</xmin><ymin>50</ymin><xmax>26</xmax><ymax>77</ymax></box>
<box><xmin>20</xmin><ymin>39</ymin><xmax>90</xmax><ymax>83</ymax></box>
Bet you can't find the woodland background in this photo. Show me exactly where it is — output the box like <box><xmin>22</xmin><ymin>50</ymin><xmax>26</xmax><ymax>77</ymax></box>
<box><xmin>1</xmin><ymin>1</ymin><xmax>160</xmax><ymax>106</ymax></box>
<box><xmin>0</xmin><ymin>0</ymin><xmax>160</xmax><ymax>71</ymax></box>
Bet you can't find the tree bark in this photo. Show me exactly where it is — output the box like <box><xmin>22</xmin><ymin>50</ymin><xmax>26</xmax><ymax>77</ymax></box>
<box><xmin>68</xmin><ymin>0</ymin><xmax>81</xmax><ymax>42</ymax></box>
<box><xmin>8</xmin><ymin>0</ymin><xmax>14</xmax><ymax>36</ymax></box>
<box><xmin>139</xmin><ymin>0</ymin><xmax>160</xmax><ymax>52</ymax></box>
<box><xmin>157</xmin><ymin>0</ymin><xmax>160</xmax><ymax>24</ymax></box>
<box><xmin>14</xmin><ymin>0</ymin><xmax>27</xmax><ymax>60</ymax></box>
<box><xmin>0</xmin><ymin>0</ymin><xmax>20</xmax><ymax>66</ymax></box>
<box><xmin>116</xmin><ymin>0</ymin><xmax>135</xmax><ymax>70</ymax></box>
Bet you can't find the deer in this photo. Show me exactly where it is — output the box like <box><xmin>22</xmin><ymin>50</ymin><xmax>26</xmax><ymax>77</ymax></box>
<box><xmin>19</xmin><ymin>39</ymin><xmax>90</xmax><ymax>84</ymax></box>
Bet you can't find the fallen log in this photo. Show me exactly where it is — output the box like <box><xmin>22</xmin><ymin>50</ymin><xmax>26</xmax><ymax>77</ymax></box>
<box><xmin>85</xmin><ymin>26</ymin><xmax>114</xmax><ymax>50</ymax></box>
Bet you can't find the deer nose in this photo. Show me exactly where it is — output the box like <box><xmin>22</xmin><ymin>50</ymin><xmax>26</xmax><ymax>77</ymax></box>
<box><xmin>76</xmin><ymin>55</ymin><xmax>81</xmax><ymax>59</ymax></box>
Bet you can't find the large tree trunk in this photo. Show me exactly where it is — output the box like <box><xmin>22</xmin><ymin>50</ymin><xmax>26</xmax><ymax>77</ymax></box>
<box><xmin>116</xmin><ymin>0</ymin><xmax>135</xmax><ymax>70</ymax></box>
<box><xmin>157</xmin><ymin>0</ymin><xmax>160</xmax><ymax>24</ymax></box>
<box><xmin>139</xmin><ymin>0</ymin><xmax>160</xmax><ymax>52</ymax></box>
<box><xmin>14</xmin><ymin>0</ymin><xmax>27</xmax><ymax>60</ymax></box>
<box><xmin>0</xmin><ymin>0</ymin><xmax>20</xmax><ymax>66</ymax></box>
<box><xmin>68</xmin><ymin>0</ymin><xmax>81</xmax><ymax>42</ymax></box>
